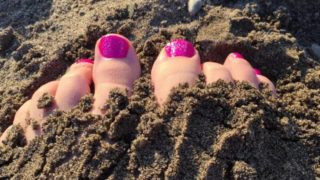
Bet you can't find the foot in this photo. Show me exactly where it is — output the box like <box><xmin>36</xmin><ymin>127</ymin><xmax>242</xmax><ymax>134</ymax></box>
<box><xmin>151</xmin><ymin>39</ymin><xmax>275</xmax><ymax>105</ymax></box>
<box><xmin>0</xmin><ymin>37</ymin><xmax>275</xmax><ymax>146</ymax></box>
<box><xmin>0</xmin><ymin>34</ymin><xmax>141</xmax><ymax>146</ymax></box>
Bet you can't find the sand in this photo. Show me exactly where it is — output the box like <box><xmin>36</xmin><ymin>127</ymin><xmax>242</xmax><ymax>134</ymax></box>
<box><xmin>0</xmin><ymin>0</ymin><xmax>319</xmax><ymax>179</ymax></box>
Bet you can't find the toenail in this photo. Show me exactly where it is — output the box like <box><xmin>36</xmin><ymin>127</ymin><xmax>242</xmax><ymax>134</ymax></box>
<box><xmin>76</xmin><ymin>58</ymin><xmax>94</xmax><ymax>64</ymax></box>
<box><xmin>99</xmin><ymin>35</ymin><xmax>129</xmax><ymax>58</ymax></box>
<box><xmin>232</xmin><ymin>52</ymin><xmax>244</xmax><ymax>59</ymax></box>
<box><xmin>253</xmin><ymin>68</ymin><xmax>262</xmax><ymax>75</ymax></box>
<box><xmin>165</xmin><ymin>39</ymin><xmax>195</xmax><ymax>58</ymax></box>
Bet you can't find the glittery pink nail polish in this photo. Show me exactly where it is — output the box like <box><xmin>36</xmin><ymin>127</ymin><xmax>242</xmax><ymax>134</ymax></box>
<box><xmin>165</xmin><ymin>39</ymin><xmax>195</xmax><ymax>58</ymax></box>
<box><xmin>253</xmin><ymin>68</ymin><xmax>262</xmax><ymax>75</ymax></box>
<box><xmin>98</xmin><ymin>35</ymin><xmax>129</xmax><ymax>58</ymax></box>
<box><xmin>232</xmin><ymin>52</ymin><xmax>244</xmax><ymax>59</ymax></box>
<box><xmin>76</xmin><ymin>58</ymin><xmax>94</xmax><ymax>64</ymax></box>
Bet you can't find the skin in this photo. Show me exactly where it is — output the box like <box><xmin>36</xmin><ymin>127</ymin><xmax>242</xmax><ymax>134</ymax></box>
<box><xmin>92</xmin><ymin>34</ymin><xmax>141</xmax><ymax>114</ymax></box>
<box><xmin>0</xmin><ymin>35</ymin><xmax>275</xmax><ymax>146</ymax></box>
<box><xmin>223</xmin><ymin>53</ymin><xmax>260</xmax><ymax>88</ymax></box>
<box><xmin>151</xmin><ymin>48</ymin><xmax>202</xmax><ymax>105</ymax></box>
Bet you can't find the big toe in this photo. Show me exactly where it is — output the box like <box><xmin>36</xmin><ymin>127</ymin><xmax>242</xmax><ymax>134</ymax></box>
<box><xmin>92</xmin><ymin>34</ymin><xmax>141</xmax><ymax>114</ymax></box>
<box><xmin>151</xmin><ymin>40</ymin><xmax>201</xmax><ymax>105</ymax></box>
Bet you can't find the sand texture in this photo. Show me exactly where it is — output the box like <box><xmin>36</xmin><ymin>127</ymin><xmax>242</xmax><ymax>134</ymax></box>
<box><xmin>0</xmin><ymin>0</ymin><xmax>319</xmax><ymax>179</ymax></box>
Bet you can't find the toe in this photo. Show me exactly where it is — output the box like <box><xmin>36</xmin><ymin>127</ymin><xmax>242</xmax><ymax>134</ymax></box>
<box><xmin>223</xmin><ymin>52</ymin><xmax>259</xmax><ymax>88</ymax></box>
<box><xmin>151</xmin><ymin>39</ymin><xmax>201</xmax><ymax>105</ymax></box>
<box><xmin>2</xmin><ymin>59</ymin><xmax>94</xmax><ymax>145</ymax></box>
<box><xmin>0</xmin><ymin>126</ymin><xmax>13</xmax><ymax>146</ymax></box>
<box><xmin>202</xmin><ymin>62</ymin><xmax>233</xmax><ymax>84</ymax></box>
<box><xmin>92</xmin><ymin>34</ymin><xmax>141</xmax><ymax>114</ymax></box>
<box><xmin>254</xmin><ymin>69</ymin><xmax>276</xmax><ymax>95</ymax></box>
<box><xmin>25</xmin><ymin>80</ymin><xmax>59</xmax><ymax>143</ymax></box>
<box><xmin>12</xmin><ymin>100</ymin><xmax>32</xmax><ymax>130</ymax></box>
<box><xmin>1</xmin><ymin>80</ymin><xmax>59</xmax><ymax>145</ymax></box>
<box><xmin>54</xmin><ymin>59</ymin><xmax>93</xmax><ymax>110</ymax></box>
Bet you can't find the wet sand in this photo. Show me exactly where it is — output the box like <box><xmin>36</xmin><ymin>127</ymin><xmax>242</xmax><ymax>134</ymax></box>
<box><xmin>0</xmin><ymin>0</ymin><xmax>319</xmax><ymax>179</ymax></box>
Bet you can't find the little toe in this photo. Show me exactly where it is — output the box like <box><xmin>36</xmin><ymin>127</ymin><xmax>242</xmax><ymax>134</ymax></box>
<box><xmin>24</xmin><ymin>80</ymin><xmax>59</xmax><ymax>143</ymax></box>
<box><xmin>1</xmin><ymin>80</ymin><xmax>59</xmax><ymax>145</ymax></box>
<box><xmin>54</xmin><ymin>59</ymin><xmax>93</xmax><ymax>111</ymax></box>
<box><xmin>223</xmin><ymin>52</ymin><xmax>259</xmax><ymax>88</ymax></box>
<box><xmin>1</xmin><ymin>59</ymin><xmax>94</xmax><ymax>145</ymax></box>
<box><xmin>92</xmin><ymin>34</ymin><xmax>141</xmax><ymax>114</ymax></box>
<box><xmin>12</xmin><ymin>100</ymin><xmax>32</xmax><ymax>130</ymax></box>
<box><xmin>1</xmin><ymin>101</ymin><xmax>31</xmax><ymax>145</ymax></box>
<box><xmin>202</xmin><ymin>62</ymin><xmax>233</xmax><ymax>84</ymax></box>
<box><xmin>151</xmin><ymin>39</ymin><xmax>201</xmax><ymax>105</ymax></box>
<box><xmin>254</xmin><ymin>69</ymin><xmax>276</xmax><ymax>95</ymax></box>
<box><xmin>0</xmin><ymin>126</ymin><xmax>13</xmax><ymax>146</ymax></box>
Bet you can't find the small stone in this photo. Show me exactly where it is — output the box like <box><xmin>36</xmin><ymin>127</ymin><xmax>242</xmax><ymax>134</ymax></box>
<box><xmin>160</xmin><ymin>20</ymin><xmax>168</xmax><ymax>25</ymax></box>
<box><xmin>311</xmin><ymin>43</ymin><xmax>320</xmax><ymax>58</ymax></box>
<box><xmin>188</xmin><ymin>0</ymin><xmax>203</xmax><ymax>16</ymax></box>
<box><xmin>128</xmin><ymin>3</ymin><xmax>136</xmax><ymax>19</ymax></box>
<box><xmin>279</xmin><ymin>29</ymin><xmax>286</xmax><ymax>33</ymax></box>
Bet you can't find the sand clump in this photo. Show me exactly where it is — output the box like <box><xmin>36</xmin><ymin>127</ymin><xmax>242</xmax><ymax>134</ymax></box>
<box><xmin>0</xmin><ymin>0</ymin><xmax>319</xmax><ymax>179</ymax></box>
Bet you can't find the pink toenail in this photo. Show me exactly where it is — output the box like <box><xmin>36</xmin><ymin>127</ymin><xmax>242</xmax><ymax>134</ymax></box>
<box><xmin>76</xmin><ymin>58</ymin><xmax>94</xmax><ymax>64</ymax></box>
<box><xmin>232</xmin><ymin>52</ymin><xmax>244</xmax><ymax>59</ymax></box>
<box><xmin>165</xmin><ymin>39</ymin><xmax>195</xmax><ymax>58</ymax></box>
<box><xmin>253</xmin><ymin>68</ymin><xmax>262</xmax><ymax>75</ymax></box>
<box><xmin>99</xmin><ymin>35</ymin><xmax>129</xmax><ymax>58</ymax></box>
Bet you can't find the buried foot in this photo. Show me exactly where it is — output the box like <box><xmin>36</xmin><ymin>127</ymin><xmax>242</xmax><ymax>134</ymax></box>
<box><xmin>0</xmin><ymin>34</ymin><xmax>141</xmax><ymax>146</ymax></box>
<box><xmin>151</xmin><ymin>39</ymin><xmax>275</xmax><ymax>105</ymax></box>
<box><xmin>0</xmin><ymin>36</ymin><xmax>275</xmax><ymax>146</ymax></box>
